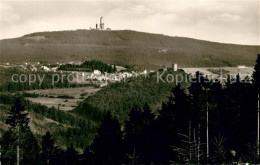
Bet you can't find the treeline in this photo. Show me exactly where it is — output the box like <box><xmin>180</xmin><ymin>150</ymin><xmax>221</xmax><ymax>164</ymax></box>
<box><xmin>0</xmin><ymin>68</ymin><xmax>97</xmax><ymax>92</ymax></box>
<box><xmin>58</xmin><ymin>60</ymin><xmax>117</xmax><ymax>73</ymax></box>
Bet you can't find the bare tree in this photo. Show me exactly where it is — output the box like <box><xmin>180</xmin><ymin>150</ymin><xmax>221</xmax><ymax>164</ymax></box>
<box><xmin>172</xmin><ymin>129</ymin><xmax>204</xmax><ymax>164</ymax></box>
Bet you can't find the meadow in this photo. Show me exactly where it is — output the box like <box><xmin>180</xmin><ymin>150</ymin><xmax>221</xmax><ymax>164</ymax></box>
<box><xmin>25</xmin><ymin>87</ymin><xmax>100</xmax><ymax>111</ymax></box>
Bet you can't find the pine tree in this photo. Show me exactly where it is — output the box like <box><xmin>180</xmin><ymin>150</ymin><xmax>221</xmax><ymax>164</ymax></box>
<box><xmin>41</xmin><ymin>131</ymin><xmax>56</xmax><ymax>165</ymax></box>
<box><xmin>211</xmin><ymin>136</ymin><xmax>228</xmax><ymax>164</ymax></box>
<box><xmin>189</xmin><ymin>72</ymin><xmax>212</xmax><ymax>162</ymax></box>
<box><xmin>65</xmin><ymin>145</ymin><xmax>79</xmax><ymax>165</ymax></box>
<box><xmin>125</xmin><ymin>104</ymin><xmax>162</xmax><ymax>164</ymax></box>
<box><xmin>91</xmin><ymin>111</ymin><xmax>124</xmax><ymax>164</ymax></box>
<box><xmin>113</xmin><ymin>65</ymin><xmax>117</xmax><ymax>73</ymax></box>
<box><xmin>1</xmin><ymin>96</ymin><xmax>39</xmax><ymax>165</ymax></box>
<box><xmin>253</xmin><ymin>54</ymin><xmax>260</xmax><ymax>90</ymax></box>
<box><xmin>253</xmin><ymin>54</ymin><xmax>260</xmax><ymax>157</ymax></box>
<box><xmin>157</xmin><ymin>84</ymin><xmax>191</xmax><ymax>162</ymax></box>
<box><xmin>81</xmin><ymin>147</ymin><xmax>94</xmax><ymax>164</ymax></box>
<box><xmin>0</xmin><ymin>130</ymin><xmax>16</xmax><ymax>165</ymax></box>
<box><xmin>5</xmin><ymin>97</ymin><xmax>29</xmax><ymax>131</ymax></box>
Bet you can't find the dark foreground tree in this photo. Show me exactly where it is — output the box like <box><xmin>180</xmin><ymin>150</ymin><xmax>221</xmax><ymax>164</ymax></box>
<box><xmin>0</xmin><ymin>96</ymin><xmax>39</xmax><ymax>165</ymax></box>
<box><xmin>41</xmin><ymin>131</ymin><xmax>57</xmax><ymax>165</ymax></box>
<box><xmin>158</xmin><ymin>84</ymin><xmax>191</xmax><ymax>162</ymax></box>
<box><xmin>253</xmin><ymin>54</ymin><xmax>260</xmax><ymax>89</ymax></box>
<box><xmin>253</xmin><ymin>53</ymin><xmax>260</xmax><ymax>160</ymax></box>
<box><xmin>91</xmin><ymin>111</ymin><xmax>125</xmax><ymax>164</ymax></box>
<box><xmin>125</xmin><ymin>104</ymin><xmax>165</xmax><ymax>164</ymax></box>
<box><xmin>65</xmin><ymin>145</ymin><xmax>79</xmax><ymax>165</ymax></box>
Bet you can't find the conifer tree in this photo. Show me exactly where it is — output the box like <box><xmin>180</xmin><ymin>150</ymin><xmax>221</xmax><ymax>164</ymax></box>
<box><xmin>253</xmin><ymin>54</ymin><xmax>260</xmax><ymax>157</ymax></box>
<box><xmin>253</xmin><ymin>54</ymin><xmax>260</xmax><ymax>90</ymax></box>
<box><xmin>125</xmin><ymin>104</ymin><xmax>163</xmax><ymax>164</ymax></box>
<box><xmin>91</xmin><ymin>111</ymin><xmax>124</xmax><ymax>164</ymax></box>
<box><xmin>5</xmin><ymin>97</ymin><xmax>29</xmax><ymax>131</ymax></box>
<box><xmin>65</xmin><ymin>145</ymin><xmax>79</xmax><ymax>165</ymax></box>
<box><xmin>1</xmin><ymin>96</ymin><xmax>39</xmax><ymax>165</ymax></box>
<box><xmin>41</xmin><ymin>131</ymin><xmax>57</xmax><ymax>165</ymax></box>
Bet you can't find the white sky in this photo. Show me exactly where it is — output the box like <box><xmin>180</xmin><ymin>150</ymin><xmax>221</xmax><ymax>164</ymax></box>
<box><xmin>0</xmin><ymin>0</ymin><xmax>259</xmax><ymax>45</ymax></box>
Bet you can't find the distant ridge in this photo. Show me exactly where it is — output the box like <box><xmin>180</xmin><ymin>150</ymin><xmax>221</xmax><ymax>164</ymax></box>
<box><xmin>0</xmin><ymin>30</ymin><xmax>259</xmax><ymax>68</ymax></box>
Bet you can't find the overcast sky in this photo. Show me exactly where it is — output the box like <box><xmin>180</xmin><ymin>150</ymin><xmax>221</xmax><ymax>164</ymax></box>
<box><xmin>0</xmin><ymin>0</ymin><xmax>259</xmax><ymax>45</ymax></box>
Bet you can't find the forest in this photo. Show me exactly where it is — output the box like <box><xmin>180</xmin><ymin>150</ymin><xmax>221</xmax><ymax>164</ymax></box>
<box><xmin>58</xmin><ymin>60</ymin><xmax>117</xmax><ymax>73</ymax></box>
<box><xmin>0</xmin><ymin>54</ymin><xmax>259</xmax><ymax>164</ymax></box>
<box><xmin>1</xmin><ymin>30</ymin><xmax>259</xmax><ymax>68</ymax></box>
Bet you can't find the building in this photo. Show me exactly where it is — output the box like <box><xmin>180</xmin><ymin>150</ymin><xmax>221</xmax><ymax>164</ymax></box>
<box><xmin>100</xmin><ymin>82</ymin><xmax>108</xmax><ymax>87</ymax></box>
<box><xmin>237</xmin><ymin>65</ymin><xmax>248</xmax><ymax>69</ymax></box>
<box><xmin>142</xmin><ymin>69</ymin><xmax>148</xmax><ymax>75</ymax></box>
<box><xmin>92</xmin><ymin>17</ymin><xmax>111</xmax><ymax>31</ymax></box>
<box><xmin>163</xmin><ymin>67</ymin><xmax>168</xmax><ymax>72</ymax></box>
<box><xmin>30</xmin><ymin>65</ymin><xmax>37</xmax><ymax>71</ymax></box>
<box><xmin>173</xmin><ymin>63</ymin><xmax>178</xmax><ymax>71</ymax></box>
<box><xmin>93</xmin><ymin>70</ymin><xmax>101</xmax><ymax>75</ymax></box>
<box><xmin>41</xmin><ymin>66</ymin><xmax>50</xmax><ymax>71</ymax></box>
<box><xmin>100</xmin><ymin>17</ymin><xmax>104</xmax><ymax>30</ymax></box>
<box><xmin>159</xmin><ymin>49</ymin><xmax>167</xmax><ymax>53</ymax></box>
<box><xmin>51</xmin><ymin>67</ymin><xmax>58</xmax><ymax>72</ymax></box>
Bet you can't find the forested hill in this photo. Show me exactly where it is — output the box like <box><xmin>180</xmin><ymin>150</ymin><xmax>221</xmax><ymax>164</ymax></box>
<box><xmin>0</xmin><ymin>30</ymin><xmax>259</xmax><ymax>68</ymax></box>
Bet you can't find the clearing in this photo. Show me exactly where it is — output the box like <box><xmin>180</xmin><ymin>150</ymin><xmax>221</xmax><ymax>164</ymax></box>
<box><xmin>25</xmin><ymin>87</ymin><xmax>100</xmax><ymax>111</ymax></box>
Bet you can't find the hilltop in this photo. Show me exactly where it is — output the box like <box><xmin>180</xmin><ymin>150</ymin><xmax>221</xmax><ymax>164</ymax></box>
<box><xmin>0</xmin><ymin>30</ymin><xmax>259</xmax><ymax>69</ymax></box>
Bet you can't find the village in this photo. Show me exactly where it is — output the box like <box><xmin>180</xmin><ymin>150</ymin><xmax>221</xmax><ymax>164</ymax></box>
<box><xmin>1</xmin><ymin>61</ymin><xmax>153</xmax><ymax>87</ymax></box>
<box><xmin>1</xmin><ymin>60</ymin><xmax>254</xmax><ymax>86</ymax></box>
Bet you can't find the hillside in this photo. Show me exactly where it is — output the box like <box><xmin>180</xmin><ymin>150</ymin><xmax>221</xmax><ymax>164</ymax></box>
<box><xmin>0</xmin><ymin>69</ymin><xmax>188</xmax><ymax>150</ymax></box>
<box><xmin>0</xmin><ymin>30</ymin><xmax>259</xmax><ymax>68</ymax></box>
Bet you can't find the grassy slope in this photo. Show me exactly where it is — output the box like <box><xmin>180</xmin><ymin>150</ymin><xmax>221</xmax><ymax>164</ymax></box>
<box><xmin>0</xmin><ymin>30</ymin><xmax>259</xmax><ymax>68</ymax></box>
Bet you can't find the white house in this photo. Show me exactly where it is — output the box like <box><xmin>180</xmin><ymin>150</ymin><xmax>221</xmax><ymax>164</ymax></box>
<box><xmin>109</xmin><ymin>74</ymin><xmax>120</xmax><ymax>81</ymax></box>
<box><xmin>41</xmin><ymin>66</ymin><xmax>50</xmax><ymax>71</ymax></box>
<box><xmin>237</xmin><ymin>65</ymin><xmax>248</xmax><ymax>69</ymax></box>
<box><xmin>141</xmin><ymin>69</ymin><xmax>148</xmax><ymax>75</ymax></box>
<box><xmin>30</xmin><ymin>65</ymin><xmax>37</xmax><ymax>71</ymax></box>
<box><xmin>100</xmin><ymin>82</ymin><xmax>108</xmax><ymax>87</ymax></box>
<box><xmin>51</xmin><ymin>67</ymin><xmax>58</xmax><ymax>72</ymax></box>
<box><xmin>121</xmin><ymin>72</ymin><xmax>132</xmax><ymax>78</ymax></box>
<box><xmin>93</xmin><ymin>70</ymin><xmax>101</xmax><ymax>75</ymax></box>
<box><xmin>163</xmin><ymin>67</ymin><xmax>168</xmax><ymax>72</ymax></box>
<box><xmin>144</xmin><ymin>69</ymin><xmax>147</xmax><ymax>74</ymax></box>
<box><xmin>159</xmin><ymin>49</ymin><xmax>167</xmax><ymax>53</ymax></box>
<box><xmin>173</xmin><ymin>63</ymin><xmax>178</xmax><ymax>71</ymax></box>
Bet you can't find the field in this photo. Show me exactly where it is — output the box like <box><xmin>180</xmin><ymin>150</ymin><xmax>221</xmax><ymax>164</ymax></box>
<box><xmin>182</xmin><ymin>67</ymin><xmax>254</xmax><ymax>80</ymax></box>
<box><xmin>25</xmin><ymin>87</ymin><xmax>100</xmax><ymax>111</ymax></box>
